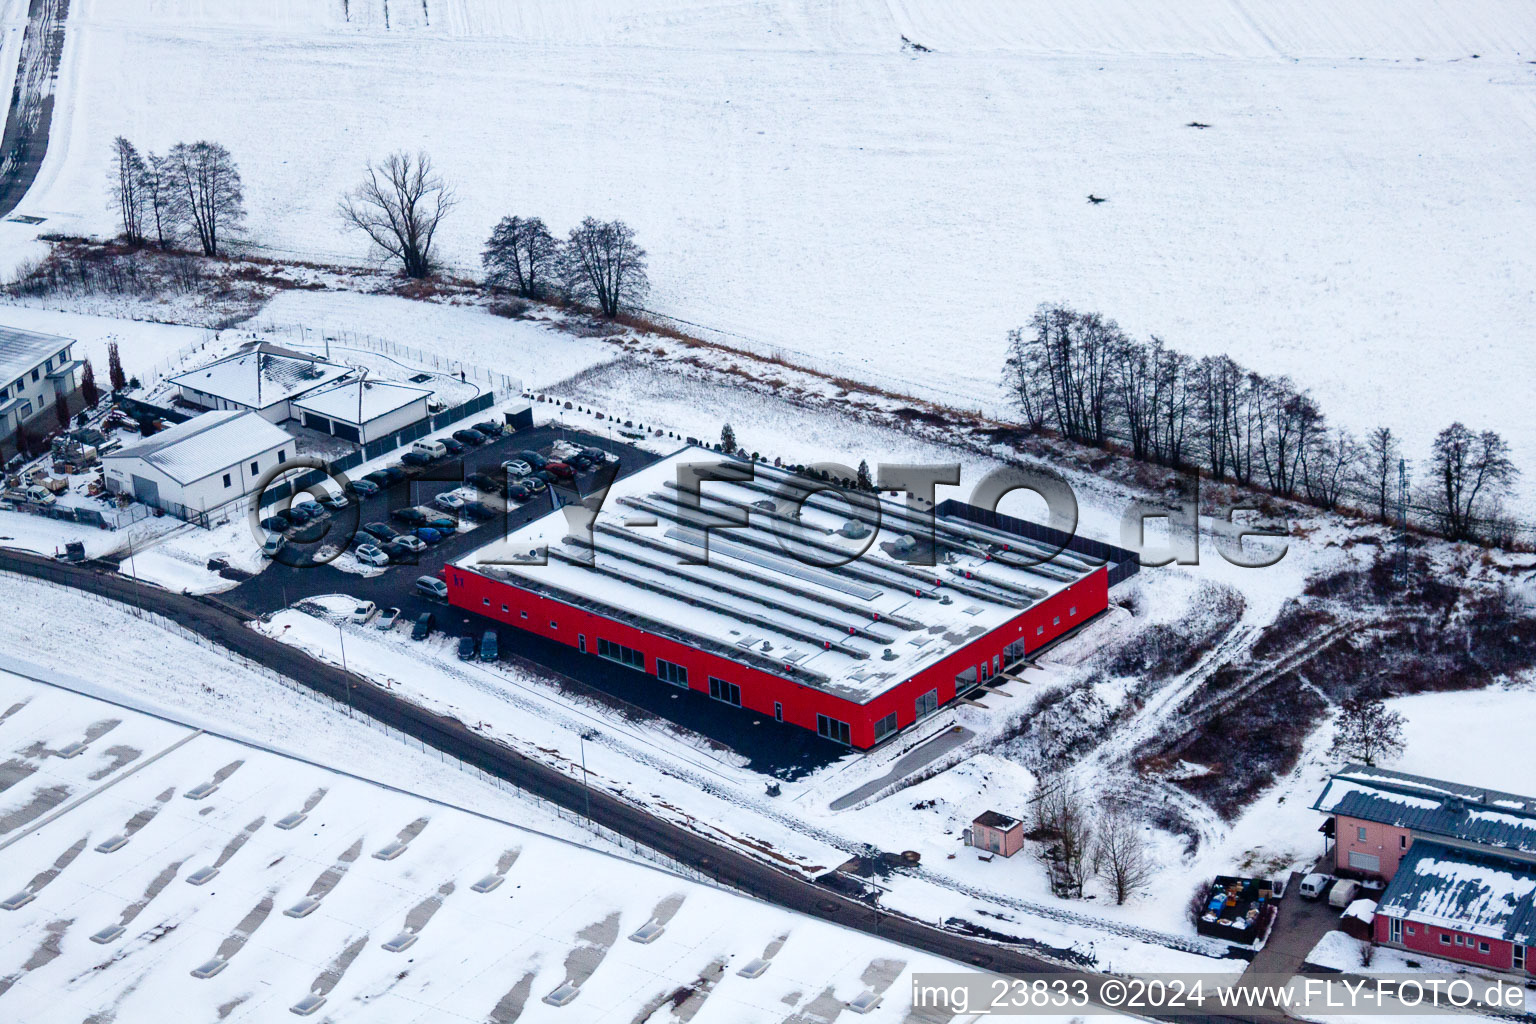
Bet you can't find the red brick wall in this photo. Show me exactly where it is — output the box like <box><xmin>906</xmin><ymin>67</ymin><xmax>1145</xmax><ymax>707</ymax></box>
<box><xmin>445</xmin><ymin>564</ymin><xmax>1108</xmax><ymax>749</ymax></box>
<box><xmin>1335</xmin><ymin>814</ymin><xmax>1412</xmax><ymax>879</ymax></box>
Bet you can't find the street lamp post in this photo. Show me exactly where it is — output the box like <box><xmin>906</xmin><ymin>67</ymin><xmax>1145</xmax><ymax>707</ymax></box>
<box><xmin>337</xmin><ymin>621</ymin><xmax>351</xmax><ymax>715</ymax></box>
<box><xmin>579</xmin><ymin>729</ymin><xmax>598</xmax><ymax>822</ymax></box>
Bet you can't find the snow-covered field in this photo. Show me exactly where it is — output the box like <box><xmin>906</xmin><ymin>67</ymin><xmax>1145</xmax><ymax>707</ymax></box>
<box><xmin>5</xmin><ymin>0</ymin><xmax>1534</xmax><ymax>487</ymax></box>
<box><xmin>0</xmin><ymin>671</ymin><xmax>994</xmax><ymax>1023</ymax></box>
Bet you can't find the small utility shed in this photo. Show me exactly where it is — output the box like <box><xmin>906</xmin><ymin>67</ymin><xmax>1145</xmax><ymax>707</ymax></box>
<box><xmin>291</xmin><ymin>378</ymin><xmax>431</xmax><ymax>444</ymax></box>
<box><xmin>970</xmin><ymin>811</ymin><xmax>1024</xmax><ymax>858</ymax></box>
<box><xmin>103</xmin><ymin>410</ymin><xmax>295</xmax><ymax>517</ymax></box>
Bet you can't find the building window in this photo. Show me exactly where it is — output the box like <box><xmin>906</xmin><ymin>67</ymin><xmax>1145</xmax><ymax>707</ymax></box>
<box><xmin>1479</xmin><ymin>941</ymin><xmax>1490</xmax><ymax>954</ymax></box>
<box><xmin>1406</xmin><ymin>926</ymin><xmax>1415</xmax><ymax>935</ymax></box>
<box><xmin>482</xmin><ymin>598</ymin><xmax>490</xmax><ymax>606</ymax></box>
<box><xmin>872</xmin><ymin>712</ymin><xmax>898</xmax><ymax>742</ymax></box>
<box><xmin>1400</xmin><ymin>834</ymin><xmax>1407</xmax><ymax>849</ymax></box>
<box><xmin>1357</xmin><ymin>826</ymin><xmax>1368</xmax><ymax>842</ymax></box>
<box><xmin>222</xmin><ymin>473</ymin><xmax>232</xmax><ymax>487</ymax></box>
<box><xmin>707</xmin><ymin>676</ymin><xmax>740</xmax><ymax>705</ymax></box>
<box><xmin>1035</xmin><ymin>626</ymin><xmax>1043</xmax><ymax>636</ymax></box>
<box><xmin>816</xmin><ymin>714</ymin><xmax>851</xmax><ymax>746</ymax></box>
<box><xmin>955</xmin><ymin>665</ymin><xmax>979</xmax><ymax>694</ymax></box>
<box><xmin>657</xmin><ymin>659</ymin><xmax>688</xmax><ymax>687</ymax></box>
<box><xmin>1515</xmin><ymin>944</ymin><xmax>1527</xmax><ymax>971</ymax></box>
<box><xmin>1440</xmin><ymin>934</ymin><xmax>1451</xmax><ymax>945</ymax></box>
<box><xmin>1389</xmin><ymin>918</ymin><xmax>1402</xmax><ymax>943</ymax></box>
<box><xmin>30</xmin><ymin>368</ymin><xmax>39</xmax><ymax>381</ymax></box>
<box><xmin>577</xmin><ymin>634</ymin><xmax>586</xmax><ymax>653</ymax></box>
<box><xmin>549</xmin><ymin>620</ymin><xmax>557</xmax><ymax>629</ymax></box>
<box><xmin>277</xmin><ymin>450</ymin><xmax>287</xmax><ymax>464</ymax></box>
<box><xmin>773</xmin><ymin>702</ymin><xmax>782</xmax><ymax>722</ymax></box>
<box><xmin>597</xmin><ymin>638</ymin><xmax>643</xmax><ymax>670</ymax></box>
<box><xmin>1070</xmin><ymin>605</ymin><xmax>1077</xmax><ymax>616</ymax></box>
<box><xmin>501</xmin><ymin>604</ymin><xmax>509</xmax><ymax>612</ymax></box>
<box><xmin>1</xmin><ymin>386</ymin><xmax>7</xmax><ymax>399</ymax></box>
<box><xmin>1053</xmin><ymin>616</ymin><xmax>1060</xmax><ymax>626</ymax></box>
<box><xmin>1346</xmin><ymin>850</ymin><xmax>1380</xmax><ymax>873</ymax></box>
<box><xmin>250</xmin><ymin>460</ymin><xmax>259</xmax><ymax>475</ymax></box>
<box><xmin>520</xmin><ymin>610</ymin><xmax>527</xmax><ymax>619</ymax></box>
<box><xmin>992</xmin><ymin>654</ymin><xmax>1000</xmax><ymax>674</ymax></box>
<box><xmin>915</xmin><ymin>689</ymin><xmax>938</xmax><ymax>718</ymax></box>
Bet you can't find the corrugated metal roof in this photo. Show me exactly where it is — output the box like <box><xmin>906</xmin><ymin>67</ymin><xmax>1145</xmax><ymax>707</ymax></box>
<box><xmin>107</xmin><ymin>410</ymin><xmax>292</xmax><ymax>484</ymax></box>
<box><xmin>0</xmin><ymin>324</ymin><xmax>72</xmax><ymax>383</ymax></box>
<box><xmin>168</xmin><ymin>350</ymin><xmax>351</xmax><ymax>410</ymax></box>
<box><xmin>1313</xmin><ymin>765</ymin><xmax>1536</xmax><ymax>855</ymax></box>
<box><xmin>292</xmin><ymin>378</ymin><xmax>431</xmax><ymax>425</ymax></box>
<box><xmin>1377</xmin><ymin>841</ymin><xmax>1536</xmax><ymax>944</ymax></box>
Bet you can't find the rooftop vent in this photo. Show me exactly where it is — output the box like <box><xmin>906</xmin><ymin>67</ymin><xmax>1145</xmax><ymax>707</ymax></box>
<box><xmin>373</xmin><ymin>841</ymin><xmax>409</xmax><ymax>861</ymax></box>
<box><xmin>471</xmin><ymin>874</ymin><xmax>505</xmax><ymax>894</ymax></box>
<box><xmin>290</xmin><ymin>993</ymin><xmax>327</xmax><ymax>1017</ymax></box>
<box><xmin>184</xmin><ymin>781</ymin><xmax>219</xmax><ymax>800</ymax></box>
<box><xmin>838</xmin><ymin>520</ymin><xmax>870</xmax><ymax>539</ymax></box>
<box><xmin>89</xmin><ymin>924</ymin><xmax>125</xmax><ymax>944</ymax></box>
<box><xmin>1</xmin><ymin>890</ymin><xmax>35</xmax><ymax>911</ymax></box>
<box><xmin>848</xmin><ymin>990</ymin><xmax>883</xmax><ymax>1014</ymax></box>
<box><xmin>186</xmin><ymin>866</ymin><xmax>219</xmax><ymax>886</ymax></box>
<box><xmin>882</xmin><ymin>648</ymin><xmax>897</xmax><ymax>661</ymax></box>
<box><xmin>95</xmin><ymin>835</ymin><xmax>129</xmax><ymax>854</ymax></box>
<box><xmin>737</xmin><ymin>958</ymin><xmax>771</xmax><ymax>979</ymax></box>
<box><xmin>284</xmin><ymin>897</ymin><xmax>322</xmax><ymax>919</ymax></box>
<box><xmin>275</xmin><ymin>812</ymin><xmax>308</xmax><ymax>830</ymax></box>
<box><xmin>56</xmin><ymin>740</ymin><xmax>88</xmax><ymax>759</ymax></box>
<box><xmin>543</xmin><ymin>982</ymin><xmax>581</xmax><ymax>1007</ymax></box>
<box><xmin>381</xmin><ymin>931</ymin><xmax>418</xmax><ymax>953</ymax></box>
<box><xmin>892</xmin><ymin>534</ymin><xmax>918</xmax><ymax>555</ymax></box>
<box><xmin>629</xmin><ymin>920</ymin><xmax>665</xmax><ymax>944</ymax></box>
<box><xmin>190</xmin><ymin>957</ymin><xmax>228</xmax><ymax>980</ymax></box>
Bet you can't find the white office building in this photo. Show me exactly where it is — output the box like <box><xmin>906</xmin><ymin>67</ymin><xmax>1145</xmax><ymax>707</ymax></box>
<box><xmin>0</xmin><ymin>324</ymin><xmax>82</xmax><ymax>439</ymax></box>
<box><xmin>103</xmin><ymin>410</ymin><xmax>296</xmax><ymax>518</ymax></box>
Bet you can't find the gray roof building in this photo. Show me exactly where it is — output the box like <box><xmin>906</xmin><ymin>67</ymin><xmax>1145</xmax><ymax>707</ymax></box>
<box><xmin>1313</xmin><ymin>764</ymin><xmax>1536</xmax><ymax>858</ymax></box>
<box><xmin>1377</xmin><ymin>841</ymin><xmax>1536</xmax><ymax>945</ymax></box>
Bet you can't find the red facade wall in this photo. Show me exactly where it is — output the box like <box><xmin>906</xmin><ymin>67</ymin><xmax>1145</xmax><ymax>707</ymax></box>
<box><xmin>1374</xmin><ymin>915</ymin><xmax>1530</xmax><ymax>974</ymax></box>
<box><xmin>444</xmin><ymin>564</ymin><xmax>1108</xmax><ymax>749</ymax></box>
<box><xmin>1334</xmin><ymin>814</ymin><xmax>1413</xmax><ymax>879</ymax></box>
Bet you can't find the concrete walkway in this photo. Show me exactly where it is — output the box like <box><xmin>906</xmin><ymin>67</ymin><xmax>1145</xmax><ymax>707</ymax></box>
<box><xmin>828</xmin><ymin>724</ymin><xmax>973</xmax><ymax>810</ymax></box>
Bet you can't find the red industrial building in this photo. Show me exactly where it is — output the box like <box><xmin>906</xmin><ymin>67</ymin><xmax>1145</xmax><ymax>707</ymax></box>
<box><xmin>445</xmin><ymin>448</ymin><xmax>1135</xmax><ymax>749</ymax></box>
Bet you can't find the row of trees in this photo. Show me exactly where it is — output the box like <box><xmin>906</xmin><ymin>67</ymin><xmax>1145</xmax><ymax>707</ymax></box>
<box><xmin>1031</xmin><ymin>777</ymin><xmax>1154</xmax><ymax>905</ymax></box>
<box><xmin>481</xmin><ymin>212</ymin><xmax>649</xmax><ymax>316</ymax></box>
<box><xmin>110</xmin><ymin>138</ymin><xmax>245</xmax><ymax>256</ymax></box>
<box><xmin>1003</xmin><ymin>304</ymin><xmax>1521</xmax><ymax>544</ymax></box>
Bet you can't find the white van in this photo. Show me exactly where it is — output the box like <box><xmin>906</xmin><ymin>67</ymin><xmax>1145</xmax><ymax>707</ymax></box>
<box><xmin>1328</xmin><ymin>879</ymin><xmax>1361</xmax><ymax>909</ymax></box>
<box><xmin>24</xmin><ymin>484</ymin><xmax>56</xmax><ymax>505</ymax></box>
<box><xmin>411</xmin><ymin>439</ymin><xmax>448</xmax><ymax>459</ymax></box>
<box><xmin>1299</xmin><ymin>873</ymin><xmax>1331</xmax><ymax>900</ymax></box>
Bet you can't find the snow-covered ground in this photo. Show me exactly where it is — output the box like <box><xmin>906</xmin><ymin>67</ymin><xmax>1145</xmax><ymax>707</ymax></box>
<box><xmin>5</xmin><ymin>0</ymin><xmax>1534</xmax><ymax>490</ymax></box>
<box><xmin>0</xmin><ymin>670</ymin><xmax>997</xmax><ymax>1024</ymax></box>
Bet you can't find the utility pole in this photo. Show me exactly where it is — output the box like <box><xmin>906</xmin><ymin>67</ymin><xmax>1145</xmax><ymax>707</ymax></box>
<box><xmin>337</xmin><ymin>621</ymin><xmax>351</xmax><ymax>715</ymax></box>
<box><xmin>579</xmin><ymin>729</ymin><xmax>598</xmax><ymax>822</ymax></box>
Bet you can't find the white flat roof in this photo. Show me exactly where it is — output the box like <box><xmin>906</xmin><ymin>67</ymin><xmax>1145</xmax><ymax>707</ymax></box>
<box><xmin>0</xmin><ymin>674</ymin><xmax>978</xmax><ymax>1022</ymax></box>
<box><xmin>292</xmin><ymin>378</ymin><xmax>432</xmax><ymax>425</ymax></box>
<box><xmin>457</xmin><ymin>447</ymin><xmax>1108</xmax><ymax>703</ymax></box>
<box><xmin>168</xmin><ymin>348</ymin><xmax>351</xmax><ymax>410</ymax></box>
<box><xmin>0</xmin><ymin>324</ymin><xmax>71</xmax><ymax>384</ymax></box>
<box><xmin>106</xmin><ymin>410</ymin><xmax>292</xmax><ymax>485</ymax></box>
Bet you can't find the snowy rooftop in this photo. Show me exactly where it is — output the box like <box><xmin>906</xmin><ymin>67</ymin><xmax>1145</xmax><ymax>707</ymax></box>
<box><xmin>106</xmin><ymin>411</ymin><xmax>293</xmax><ymax>484</ymax></box>
<box><xmin>0</xmin><ymin>674</ymin><xmax>975</xmax><ymax>1023</ymax></box>
<box><xmin>1376</xmin><ymin>842</ymin><xmax>1536</xmax><ymax>945</ymax></box>
<box><xmin>1314</xmin><ymin>765</ymin><xmax>1536</xmax><ymax>856</ymax></box>
<box><xmin>0</xmin><ymin>323</ymin><xmax>72</xmax><ymax>383</ymax></box>
<box><xmin>291</xmin><ymin>378</ymin><xmax>432</xmax><ymax>425</ymax></box>
<box><xmin>456</xmin><ymin>447</ymin><xmax>1110</xmax><ymax>703</ymax></box>
<box><xmin>168</xmin><ymin>346</ymin><xmax>352</xmax><ymax>410</ymax></box>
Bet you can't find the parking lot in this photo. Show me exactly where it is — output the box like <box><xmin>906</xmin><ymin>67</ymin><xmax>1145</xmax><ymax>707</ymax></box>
<box><xmin>221</xmin><ymin>424</ymin><xmax>843</xmax><ymax>776</ymax></box>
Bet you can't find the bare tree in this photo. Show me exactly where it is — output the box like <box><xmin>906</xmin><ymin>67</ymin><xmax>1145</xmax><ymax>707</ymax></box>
<box><xmin>1426</xmin><ymin>423</ymin><xmax>1518</xmax><ymax>542</ymax></box>
<box><xmin>166</xmin><ymin>141</ymin><xmax>244</xmax><ymax>256</ymax></box>
<box><xmin>109</xmin><ymin>136</ymin><xmax>147</xmax><ymax>243</ymax></box>
<box><xmin>1094</xmin><ymin>804</ymin><xmax>1155</xmax><ymax>905</ymax></box>
<box><xmin>482</xmin><ymin>214</ymin><xmax>558</xmax><ymax>298</ymax></box>
<box><xmin>563</xmin><ymin>217</ymin><xmax>648</xmax><ymax>317</ymax></box>
<box><xmin>143</xmin><ymin>152</ymin><xmax>180</xmax><ymax>247</ymax></box>
<box><xmin>339</xmin><ymin>151</ymin><xmax>456</xmax><ymax>278</ymax></box>
<box><xmin>1329</xmin><ymin>695</ymin><xmax>1406</xmax><ymax>767</ymax></box>
<box><xmin>1031</xmin><ymin>775</ymin><xmax>1095</xmax><ymax>899</ymax></box>
<box><xmin>1359</xmin><ymin>427</ymin><xmax>1404</xmax><ymax>522</ymax></box>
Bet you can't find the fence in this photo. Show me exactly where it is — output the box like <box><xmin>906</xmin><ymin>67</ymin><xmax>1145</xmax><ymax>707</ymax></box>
<box><xmin>252</xmin><ymin>322</ymin><xmax>522</xmax><ymax>397</ymax></box>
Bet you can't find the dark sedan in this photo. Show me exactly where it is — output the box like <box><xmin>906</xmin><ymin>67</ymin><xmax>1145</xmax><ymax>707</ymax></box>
<box><xmin>391</xmin><ymin>507</ymin><xmax>428</xmax><ymax>525</ymax></box>
<box><xmin>361</xmin><ymin>521</ymin><xmax>399</xmax><ymax>542</ymax></box>
<box><xmin>452</xmin><ymin>429</ymin><xmax>487</xmax><ymax>447</ymax></box>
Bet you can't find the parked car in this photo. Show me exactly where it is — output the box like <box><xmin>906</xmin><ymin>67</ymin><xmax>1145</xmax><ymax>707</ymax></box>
<box><xmin>391</xmin><ymin>507</ymin><xmax>428</xmax><ymax>525</ymax></box>
<box><xmin>411</xmin><ymin>439</ymin><xmax>448</xmax><ymax>459</ymax></box>
<box><xmin>567</xmin><ymin>453</ymin><xmax>594</xmax><ymax>470</ymax></box>
<box><xmin>501</xmin><ymin>459</ymin><xmax>532</xmax><ymax>477</ymax></box>
<box><xmin>420</xmin><ymin>512</ymin><xmax>456</xmax><ymax>531</ymax></box>
<box><xmin>1299</xmin><ymin>873</ymin><xmax>1331</xmax><ymax>900</ymax></box>
<box><xmin>351</xmin><ymin>600</ymin><xmax>377</xmax><ymax>624</ymax></box>
<box><xmin>506</xmin><ymin>480</ymin><xmax>534</xmax><ymax>501</ymax></box>
<box><xmin>284</xmin><ymin>504</ymin><xmax>314</xmax><ymax>524</ymax></box>
<box><xmin>460</xmin><ymin>500</ymin><xmax>496</xmax><ymax>521</ymax></box>
<box><xmin>290</xmin><ymin>520</ymin><xmax>327</xmax><ymax>544</ymax></box>
<box><xmin>414</xmin><ymin>527</ymin><xmax>445</xmax><ymax>545</ymax></box>
<box><xmin>457</xmin><ymin>636</ymin><xmax>477</xmax><ymax>660</ymax></box>
<box><xmin>517</xmin><ymin>450</ymin><xmax>548</xmax><ymax>469</ymax></box>
<box><xmin>394</xmin><ymin>535</ymin><xmax>427</xmax><ymax>554</ymax></box>
<box><xmin>260</xmin><ymin>532</ymin><xmax>286</xmax><ymax>558</ymax></box>
<box><xmin>523</xmin><ymin>475</ymin><xmax>548</xmax><ymax>493</ymax></box>
<box><xmin>544</xmin><ymin>461</ymin><xmax>575</xmax><ymax>479</ymax></box>
<box><xmin>468</xmin><ymin>425</ymin><xmax>498</xmax><ymax>442</ymax></box>
<box><xmin>294</xmin><ymin>500</ymin><xmax>326</xmax><ymax>518</ymax></box>
<box><xmin>466</xmin><ymin>471</ymin><xmax>499</xmax><ymax>492</ymax></box>
<box><xmin>452</xmin><ymin>429</ymin><xmax>486</xmax><ymax>447</ymax></box>
<box><xmin>317</xmin><ymin>489</ymin><xmax>349</xmax><ymax>510</ymax></box>
<box><xmin>439</xmin><ymin>436</ymin><xmax>467</xmax><ymax>455</ymax></box>
<box><xmin>581</xmin><ymin>447</ymin><xmax>611</xmax><ymax>463</ymax></box>
<box><xmin>532</xmin><ymin>469</ymin><xmax>558</xmax><ymax>486</ymax></box>
<box><xmin>400</xmin><ymin>450</ymin><xmax>434</xmax><ymax>468</ymax></box>
<box><xmin>479</xmin><ymin>630</ymin><xmax>498</xmax><ymax>662</ymax></box>
<box><xmin>356</xmin><ymin>543</ymin><xmax>390</xmax><ymax>567</ymax></box>
<box><xmin>473</xmin><ymin>420</ymin><xmax>502</xmax><ymax>437</ymax></box>
<box><xmin>415</xmin><ymin>576</ymin><xmax>448</xmax><ymax>600</ymax></box>
<box><xmin>259</xmin><ymin>513</ymin><xmax>290</xmax><ymax>532</ymax></box>
<box><xmin>362</xmin><ymin>521</ymin><xmax>399</xmax><ymax>542</ymax></box>
<box><xmin>433</xmin><ymin>492</ymin><xmax>465</xmax><ymax>512</ymax></box>
<box><xmin>410</xmin><ymin>612</ymin><xmax>435</xmax><ymax>640</ymax></box>
<box><xmin>1328</xmin><ymin>879</ymin><xmax>1360</xmax><ymax>910</ymax></box>
<box><xmin>380</xmin><ymin>540</ymin><xmax>418</xmax><ymax>563</ymax></box>
<box><xmin>377</xmin><ymin>466</ymin><xmax>407</xmax><ymax>484</ymax></box>
<box><xmin>376</xmin><ymin>606</ymin><xmax>401</xmax><ymax>630</ymax></box>
<box><xmin>362</xmin><ymin>471</ymin><xmax>391</xmax><ymax>488</ymax></box>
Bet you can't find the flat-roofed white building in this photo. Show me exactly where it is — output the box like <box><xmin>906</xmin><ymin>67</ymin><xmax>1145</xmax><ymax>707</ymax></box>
<box><xmin>292</xmin><ymin>377</ymin><xmax>432</xmax><ymax>444</ymax></box>
<box><xmin>0</xmin><ymin>324</ymin><xmax>82</xmax><ymax>439</ymax></box>
<box><xmin>103</xmin><ymin>409</ymin><xmax>296</xmax><ymax>517</ymax></box>
<box><xmin>167</xmin><ymin>344</ymin><xmax>352</xmax><ymax>423</ymax></box>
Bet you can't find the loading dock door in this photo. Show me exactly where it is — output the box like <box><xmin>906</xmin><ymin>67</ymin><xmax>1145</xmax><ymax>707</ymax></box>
<box><xmin>304</xmin><ymin>412</ymin><xmax>332</xmax><ymax>435</ymax></box>
<box><xmin>130</xmin><ymin>474</ymin><xmax>159</xmax><ymax>506</ymax></box>
<box><xmin>332</xmin><ymin>422</ymin><xmax>361</xmax><ymax>443</ymax></box>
